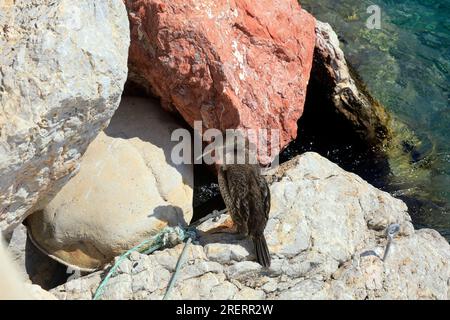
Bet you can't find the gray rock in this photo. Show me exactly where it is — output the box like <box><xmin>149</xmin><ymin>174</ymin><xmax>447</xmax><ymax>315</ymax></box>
<box><xmin>6</xmin><ymin>224</ymin><xmax>28</xmax><ymax>275</ymax></box>
<box><xmin>51</xmin><ymin>153</ymin><xmax>450</xmax><ymax>300</ymax></box>
<box><xmin>0</xmin><ymin>0</ymin><xmax>130</xmax><ymax>236</ymax></box>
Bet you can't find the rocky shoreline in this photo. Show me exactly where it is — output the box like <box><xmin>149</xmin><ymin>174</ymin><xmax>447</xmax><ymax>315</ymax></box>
<box><xmin>52</xmin><ymin>153</ymin><xmax>450</xmax><ymax>300</ymax></box>
<box><xmin>1</xmin><ymin>0</ymin><xmax>448</xmax><ymax>300</ymax></box>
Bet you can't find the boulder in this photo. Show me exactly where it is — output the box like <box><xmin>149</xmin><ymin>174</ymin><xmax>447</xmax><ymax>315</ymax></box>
<box><xmin>51</xmin><ymin>153</ymin><xmax>450</xmax><ymax>300</ymax></box>
<box><xmin>0</xmin><ymin>0</ymin><xmax>130</xmax><ymax>236</ymax></box>
<box><xmin>311</xmin><ymin>21</ymin><xmax>390</xmax><ymax>146</ymax></box>
<box><xmin>125</xmin><ymin>0</ymin><xmax>316</xmax><ymax>163</ymax></box>
<box><xmin>26</xmin><ymin>97</ymin><xmax>194</xmax><ymax>271</ymax></box>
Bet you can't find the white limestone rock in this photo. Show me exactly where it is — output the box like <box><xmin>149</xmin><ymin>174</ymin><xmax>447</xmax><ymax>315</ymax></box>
<box><xmin>51</xmin><ymin>153</ymin><xmax>450</xmax><ymax>300</ymax></box>
<box><xmin>0</xmin><ymin>0</ymin><xmax>130</xmax><ymax>235</ymax></box>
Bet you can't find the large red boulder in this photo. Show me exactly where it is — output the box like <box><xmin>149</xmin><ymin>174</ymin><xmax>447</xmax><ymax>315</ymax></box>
<box><xmin>125</xmin><ymin>0</ymin><xmax>316</xmax><ymax>163</ymax></box>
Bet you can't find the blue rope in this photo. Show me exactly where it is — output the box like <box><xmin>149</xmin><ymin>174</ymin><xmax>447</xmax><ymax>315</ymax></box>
<box><xmin>93</xmin><ymin>226</ymin><xmax>196</xmax><ymax>300</ymax></box>
<box><xmin>163</xmin><ymin>237</ymin><xmax>193</xmax><ymax>300</ymax></box>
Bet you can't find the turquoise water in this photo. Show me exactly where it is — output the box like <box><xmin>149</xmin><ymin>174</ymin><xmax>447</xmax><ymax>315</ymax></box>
<box><xmin>301</xmin><ymin>0</ymin><xmax>450</xmax><ymax>239</ymax></box>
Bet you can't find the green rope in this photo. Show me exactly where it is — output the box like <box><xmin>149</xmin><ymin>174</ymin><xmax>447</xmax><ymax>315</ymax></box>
<box><xmin>93</xmin><ymin>226</ymin><xmax>196</xmax><ymax>300</ymax></box>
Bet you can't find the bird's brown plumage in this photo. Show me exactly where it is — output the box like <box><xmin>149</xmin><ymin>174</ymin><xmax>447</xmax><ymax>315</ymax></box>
<box><xmin>217</xmin><ymin>148</ymin><xmax>271</xmax><ymax>267</ymax></box>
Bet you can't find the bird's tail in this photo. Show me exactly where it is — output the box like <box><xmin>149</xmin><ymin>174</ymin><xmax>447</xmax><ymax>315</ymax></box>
<box><xmin>253</xmin><ymin>235</ymin><xmax>271</xmax><ymax>268</ymax></box>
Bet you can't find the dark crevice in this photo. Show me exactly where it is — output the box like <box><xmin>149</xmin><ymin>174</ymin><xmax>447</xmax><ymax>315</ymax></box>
<box><xmin>279</xmin><ymin>69</ymin><xmax>391</xmax><ymax>190</ymax></box>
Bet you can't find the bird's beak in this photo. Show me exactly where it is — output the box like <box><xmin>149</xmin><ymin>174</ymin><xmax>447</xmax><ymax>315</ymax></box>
<box><xmin>195</xmin><ymin>144</ymin><xmax>226</xmax><ymax>162</ymax></box>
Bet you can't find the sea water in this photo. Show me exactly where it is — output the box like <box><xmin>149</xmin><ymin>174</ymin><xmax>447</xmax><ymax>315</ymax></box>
<box><xmin>301</xmin><ymin>0</ymin><xmax>449</xmax><ymax>240</ymax></box>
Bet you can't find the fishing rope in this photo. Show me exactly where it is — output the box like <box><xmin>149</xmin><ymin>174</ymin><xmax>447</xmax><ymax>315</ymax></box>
<box><xmin>93</xmin><ymin>215</ymin><xmax>398</xmax><ymax>299</ymax></box>
<box><xmin>359</xmin><ymin>223</ymin><xmax>401</xmax><ymax>261</ymax></box>
<box><xmin>93</xmin><ymin>226</ymin><xmax>197</xmax><ymax>300</ymax></box>
<box><xmin>382</xmin><ymin>223</ymin><xmax>400</xmax><ymax>261</ymax></box>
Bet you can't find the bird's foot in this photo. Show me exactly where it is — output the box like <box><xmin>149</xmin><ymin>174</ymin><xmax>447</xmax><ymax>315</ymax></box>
<box><xmin>211</xmin><ymin>209</ymin><xmax>227</xmax><ymax>222</ymax></box>
<box><xmin>207</xmin><ymin>216</ymin><xmax>239</xmax><ymax>234</ymax></box>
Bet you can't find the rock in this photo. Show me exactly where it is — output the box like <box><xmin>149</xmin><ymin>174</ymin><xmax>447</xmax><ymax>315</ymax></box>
<box><xmin>7</xmin><ymin>224</ymin><xmax>69</xmax><ymax>290</ymax></box>
<box><xmin>330</xmin><ymin>228</ymin><xmax>450</xmax><ymax>300</ymax></box>
<box><xmin>311</xmin><ymin>21</ymin><xmax>390</xmax><ymax>146</ymax></box>
<box><xmin>6</xmin><ymin>224</ymin><xmax>28</xmax><ymax>273</ymax></box>
<box><xmin>1</xmin><ymin>235</ymin><xmax>57</xmax><ymax>299</ymax></box>
<box><xmin>26</xmin><ymin>97</ymin><xmax>194</xmax><ymax>271</ymax></box>
<box><xmin>0</xmin><ymin>0</ymin><xmax>130</xmax><ymax>236</ymax></box>
<box><xmin>0</xmin><ymin>236</ymin><xmax>31</xmax><ymax>299</ymax></box>
<box><xmin>52</xmin><ymin>153</ymin><xmax>450</xmax><ymax>300</ymax></box>
<box><xmin>25</xmin><ymin>283</ymin><xmax>58</xmax><ymax>300</ymax></box>
<box><xmin>125</xmin><ymin>0</ymin><xmax>316</xmax><ymax>163</ymax></box>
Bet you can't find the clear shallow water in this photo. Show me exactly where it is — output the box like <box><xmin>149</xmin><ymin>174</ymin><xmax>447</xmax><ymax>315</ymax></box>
<box><xmin>301</xmin><ymin>0</ymin><xmax>450</xmax><ymax>239</ymax></box>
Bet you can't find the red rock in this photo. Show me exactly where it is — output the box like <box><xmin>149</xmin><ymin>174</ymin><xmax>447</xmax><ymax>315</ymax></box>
<box><xmin>125</xmin><ymin>0</ymin><xmax>316</xmax><ymax>163</ymax></box>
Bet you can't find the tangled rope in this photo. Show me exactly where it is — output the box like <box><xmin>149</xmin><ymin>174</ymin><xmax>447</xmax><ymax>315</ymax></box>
<box><xmin>93</xmin><ymin>226</ymin><xmax>197</xmax><ymax>300</ymax></box>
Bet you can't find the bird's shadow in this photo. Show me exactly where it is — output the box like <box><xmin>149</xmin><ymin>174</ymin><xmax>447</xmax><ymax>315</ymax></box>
<box><xmin>150</xmin><ymin>205</ymin><xmax>189</xmax><ymax>228</ymax></box>
<box><xmin>195</xmin><ymin>227</ymin><xmax>255</xmax><ymax>253</ymax></box>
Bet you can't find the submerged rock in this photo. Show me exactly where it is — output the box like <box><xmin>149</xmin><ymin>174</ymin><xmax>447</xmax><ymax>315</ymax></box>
<box><xmin>52</xmin><ymin>153</ymin><xmax>450</xmax><ymax>300</ymax></box>
<box><xmin>0</xmin><ymin>0</ymin><xmax>130</xmax><ymax>236</ymax></box>
<box><xmin>125</xmin><ymin>0</ymin><xmax>316</xmax><ymax>163</ymax></box>
<box><xmin>26</xmin><ymin>97</ymin><xmax>194</xmax><ymax>271</ymax></box>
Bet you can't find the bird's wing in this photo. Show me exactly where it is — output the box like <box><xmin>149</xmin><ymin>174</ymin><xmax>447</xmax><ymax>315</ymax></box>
<box><xmin>257</xmin><ymin>172</ymin><xmax>271</xmax><ymax>220</ymax></box>
<box><xmin>217</xmin><ymin>166</ymin><xmax>236</xmax><ymax>215</ymax></box>
<box><xmin>226</xmin><ymin>167</ymin><xmax>251</xmax><ymax>235</ymax></box>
